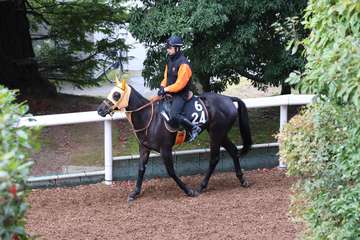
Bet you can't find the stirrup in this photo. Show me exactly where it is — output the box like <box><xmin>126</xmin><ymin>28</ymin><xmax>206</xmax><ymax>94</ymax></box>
<box><xmin>188</xmin><ymin>126</ymin><xmax>201</xmax><ymax>143</ymax></box>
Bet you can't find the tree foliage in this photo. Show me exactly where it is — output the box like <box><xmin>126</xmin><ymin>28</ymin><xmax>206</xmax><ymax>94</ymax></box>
<box><xmin>287</xmin><ymin>0</ymin><xmax>360</xmax><ymax>107</ymax></box>
<box><xmin>28</xmin><ymin>0</ymin><xmax>129</xmax><ymax>88</ymax></box>
<box><xmin>129</xmin><ymin>0</ymin><xmax>307</xmax><ymax>92</ymax></box>
<box><xmin>0</xmin><ymin>86</ymin><xmax>39</xmax><ymax>240</ymax></box>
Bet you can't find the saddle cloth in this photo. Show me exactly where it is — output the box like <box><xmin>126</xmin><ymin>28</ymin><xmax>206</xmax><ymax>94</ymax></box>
<box><xmin>159</xmin><ymin>96</ymin><xmax>208</xmax><ymax>144</ymax></box>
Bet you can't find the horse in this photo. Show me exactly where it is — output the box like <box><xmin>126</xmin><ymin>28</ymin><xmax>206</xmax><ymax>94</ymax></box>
<box><xmin>97</xmin><ymin>79</ymin><xmax>252</xmax><ymax>201</ymax></box>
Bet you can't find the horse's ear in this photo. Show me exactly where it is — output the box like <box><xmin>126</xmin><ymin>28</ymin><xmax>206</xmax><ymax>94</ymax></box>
<box><xmin>115</xmin><ymin>75</ymin><xmax>121</xmax><ymax>87</ymax></box>
<box><xmin>121</xmin><ymin>79</ymin><xmax>126</xmax><ymax>90</ymax></box>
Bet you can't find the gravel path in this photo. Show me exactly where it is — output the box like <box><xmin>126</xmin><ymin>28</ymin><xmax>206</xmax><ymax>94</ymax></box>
<box><xmin>26</xmin><ymin>169</ymin><xmax>301</xmax><ymax>240</ymax></box>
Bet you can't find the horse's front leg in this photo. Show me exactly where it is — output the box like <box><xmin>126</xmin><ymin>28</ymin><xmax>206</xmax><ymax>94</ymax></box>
<box><xmin>161</xmin><ymin>146</ymin><xmax>198</xmax><ymax>197</ymax></box>
<box><xmin>128</xmin><ymin>145</ymin><xmax>150</xmax><ymax>202</ymax></box>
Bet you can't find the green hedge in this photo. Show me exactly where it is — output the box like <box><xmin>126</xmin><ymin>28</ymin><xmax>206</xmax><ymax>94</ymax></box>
<box><xmin>279</xmin><ymin>0</ymin><xmax>360</xmax><ymax>238</ymax></box>
<box><xmin>0</xmin><ymin>86</ymin><xmax>39</xmax><ymax>240</ymax></box>
<box><xmin>278</xmin><ymin>102</ymin><xmax>360</xmax><ymax>239</ymax></box>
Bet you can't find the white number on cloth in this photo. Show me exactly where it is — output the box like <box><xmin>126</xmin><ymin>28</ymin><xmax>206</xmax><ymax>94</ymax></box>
<box><xmin>194</xmin><ymin>101</ymin><xmax>203</xmax><ymax>111</ymax></box>
<box><xmin>199</xmin><ymin>111</ymin><xmax>206</xmax><ymax>123</ymax></box>
<box><xmin>191</xmin><ymin>111</ymin><xmax>206</xmax><ymax>124</ymax></box>
<box><xmin>191</xmin><ymin>113</ymin><xmax>199</xmax><ymax>124</ymax></box>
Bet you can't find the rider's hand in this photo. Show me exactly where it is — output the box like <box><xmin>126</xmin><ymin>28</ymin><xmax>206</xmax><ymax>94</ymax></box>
<box><xmin>158</xmin><ymin>86</ymin><xmax>166</xmax><ymax>96</ymax></box>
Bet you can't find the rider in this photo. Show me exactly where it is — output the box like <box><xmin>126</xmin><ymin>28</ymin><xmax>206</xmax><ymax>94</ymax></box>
<box><xmin>158</xmin><ymin>35</ymin><xmax>201</xmax><ymax>142</ymax></box>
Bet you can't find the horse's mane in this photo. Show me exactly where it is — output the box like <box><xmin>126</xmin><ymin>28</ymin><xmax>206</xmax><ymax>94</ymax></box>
<box><xmin>128</xmin><ymin>85</ymin><xmax>150</xmax><ymax>105</ymax></box>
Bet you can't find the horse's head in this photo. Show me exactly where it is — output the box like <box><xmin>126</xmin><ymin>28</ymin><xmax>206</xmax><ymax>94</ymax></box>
<box><xmin>97</xmin><ymin>77</ymin><xmax>132</xmax><ymax>117</ymax></box>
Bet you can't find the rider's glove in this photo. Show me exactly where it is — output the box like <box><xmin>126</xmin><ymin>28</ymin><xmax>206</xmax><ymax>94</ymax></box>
<box><xmin>158</xmin><ymin>86</ymin><xmax>166</xmax><ymax>96</ymax></box>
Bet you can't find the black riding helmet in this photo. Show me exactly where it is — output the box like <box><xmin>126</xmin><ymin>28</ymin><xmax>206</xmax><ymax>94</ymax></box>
<box><xmin>166</xmin><ymin>35</ymin><xmax>183</xmax><ymax>49</ymax></box>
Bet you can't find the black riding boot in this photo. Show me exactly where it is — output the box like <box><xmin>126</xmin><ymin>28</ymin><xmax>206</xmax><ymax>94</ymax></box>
<box><xmin>177</xmin><ymin>115</ymin><xmax>202</xmax><ymax>142</ymax></box>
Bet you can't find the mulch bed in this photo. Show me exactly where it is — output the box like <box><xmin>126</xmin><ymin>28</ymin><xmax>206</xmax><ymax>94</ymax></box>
<box><xmin>26</xmin><ymin>169</ymin><xmax>302</xmax><ymax>240</ymax></box>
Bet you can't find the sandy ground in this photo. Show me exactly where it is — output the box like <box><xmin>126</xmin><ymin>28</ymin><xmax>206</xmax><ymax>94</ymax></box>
<box><xmin>26</xmin><ymin>169</ymin><xmax>301</xmax><ymax>240</ymax></box>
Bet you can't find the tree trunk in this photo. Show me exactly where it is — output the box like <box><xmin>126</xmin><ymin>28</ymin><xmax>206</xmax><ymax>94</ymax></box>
<box><xmin>198</xmin><ymin>72</ymin><xmax>211</xmax><ymax>93</ymax></box>
<box><xmin>0</xmin><ymin>0</ymin><xmax>56</xmax><ymax>97</ymax></box>
<box><xmin>281</xmin><ymin>83</ymin><xmax>291</xmax><ymax>95</ymax></box>
<box><xmin>191</xmin><ymin>33</ymin><xmax>212</xmax><ymax>93</ymax></box>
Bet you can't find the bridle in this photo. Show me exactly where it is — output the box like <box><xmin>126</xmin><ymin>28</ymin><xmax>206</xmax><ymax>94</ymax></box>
<box><xmin>109</xmin><ymin>96</ymin><xmax>163</xmax><ymax>135</ymax></box>
<box><xmin>105</xmin><ymin>93</ymin><xmax>172</xmax><ymax>151</ymax></box>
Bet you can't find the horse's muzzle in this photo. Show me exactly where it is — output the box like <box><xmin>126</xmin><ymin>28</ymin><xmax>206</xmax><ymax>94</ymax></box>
<box><xmin>97</xmin><ymin>101</ymin><xmax>112</xmax><ymax>117</ymax></box>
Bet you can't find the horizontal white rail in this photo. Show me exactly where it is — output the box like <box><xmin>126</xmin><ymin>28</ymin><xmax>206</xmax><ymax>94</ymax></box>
<box><xmin>244</xmin><ymin>94</ymin><xmax>314</xmax><ymax>108</ymax></box>
<box><xmin>18</xmin><ymin>111</ymin><xmax>126</xmax><ymax>127</ymax></box>
<box><xmin>28</xmin><ymin>170</ymin><xmax>105</xmax><ymax>183</ymax></box>
<box><xmin>18</xmin><ymin>94</ymin><xmax>315</xmax><ymax>127</ymax></box>
<box><xmin>20</xmin><ymin>94</ymin><xmax>314</xmax><ymax>183</ymax></box>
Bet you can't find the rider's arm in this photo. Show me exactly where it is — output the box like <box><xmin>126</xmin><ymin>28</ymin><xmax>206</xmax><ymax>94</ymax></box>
<box><xmin>164</xmin><ymin>64</ymin><xmax>192</xmax><ymax>93</ymax></box>
<box><xmin>160</xmin><ymin>65</ymin><xmax>168</xmax><ymax>87</ymax></box>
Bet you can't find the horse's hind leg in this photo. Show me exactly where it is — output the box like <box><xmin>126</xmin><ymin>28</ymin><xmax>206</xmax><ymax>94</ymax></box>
<box><xmin>222</xmin><ymin>137</ymin><xmax>249</xmax><ymax>187</ymax></box>
<box><xmin>197</xmin><ymin>141</ymin><xmax>221</xmax><ymax>193</ymax></box>
<box><xmin>161</xmin><ymin>147</ymin><xmax>198</xmax><ymax>197</ymax></box>
<box><xmin>128</xmin><ymin>145</ymin><xmax>150</xmax><ymax>202</ymax></box>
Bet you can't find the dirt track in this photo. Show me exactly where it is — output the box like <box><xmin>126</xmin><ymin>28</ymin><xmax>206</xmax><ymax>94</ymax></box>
<box><xmin>26</xmin><ymin>169</ymin><xmax>301</xmax><ymax>240</ymax></box>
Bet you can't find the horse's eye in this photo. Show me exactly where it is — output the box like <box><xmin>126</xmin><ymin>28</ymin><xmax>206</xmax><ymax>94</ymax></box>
<box><xmin>112</xmin><ymin>92</ymin><xmax>121</xmax><ymax>101</ymax></box>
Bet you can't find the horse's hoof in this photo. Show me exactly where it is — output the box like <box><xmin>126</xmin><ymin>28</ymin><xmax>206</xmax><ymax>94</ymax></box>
<box><xmin>187</xmin><ymin>189</ymin><xmax>200</xmax><ymax>197</ymax></box>
<box><xmin>128</xmin><ymin>192</ymin><xmax>139</xmax><ymax>202</ymax></box>
<box><xmin>240</xmin><ymin>179</ymin><xmax>250</xmax><ymax>188</ymax></box>
<box><xmin>196</xmin><ymin>185</ymin><xmax>206</xmax><ymax>194</ymax></box>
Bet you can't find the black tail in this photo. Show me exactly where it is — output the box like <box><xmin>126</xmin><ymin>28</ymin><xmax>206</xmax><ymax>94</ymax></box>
<box><xmin>231</xmin><ymin>97</ymin><xmax>252</xmax><ymax>156</ymax></box>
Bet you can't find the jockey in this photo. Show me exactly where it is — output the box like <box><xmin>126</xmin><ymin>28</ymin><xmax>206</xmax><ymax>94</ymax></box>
<box><xmin>158</xmin><ymin>35</ymin><xmax>201</xmax><ymax>142</ymax></box>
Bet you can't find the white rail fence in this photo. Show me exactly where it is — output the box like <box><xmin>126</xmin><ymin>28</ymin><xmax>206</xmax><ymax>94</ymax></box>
<box><xmin>19</xmin><ymin>94</ymin><xmax>315</xmax><ymax>185</ymax></box>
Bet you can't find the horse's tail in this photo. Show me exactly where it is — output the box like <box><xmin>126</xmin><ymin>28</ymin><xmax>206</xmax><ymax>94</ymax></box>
<box><xmin>231</xmin><ymin>97</ymin><xmax>252</xmax><ymax>156</ymax></box>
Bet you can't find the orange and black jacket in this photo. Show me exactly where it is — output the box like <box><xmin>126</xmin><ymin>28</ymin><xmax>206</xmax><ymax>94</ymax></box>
<box><xmin>160</xmin><ymin>53</ymin><xmax>192</xmax><ymax>96</ymax></box>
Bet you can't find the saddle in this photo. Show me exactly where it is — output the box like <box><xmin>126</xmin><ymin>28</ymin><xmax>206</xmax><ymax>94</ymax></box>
<box><xmin>159</xmin><ymin>94</ymin><xmax>209</xmax><ymax>144</ymax></box>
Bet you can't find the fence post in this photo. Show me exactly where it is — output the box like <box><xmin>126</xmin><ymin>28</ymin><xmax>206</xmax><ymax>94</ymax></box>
<box><xmin>279</xmin><ymin>105</ymin><xmax>288</xmax><ymax>168</ymax></box>
<box><xmin>104</xmin><ymin>120</ymin><xmax>113</xmax><ymax>185</ymax></box>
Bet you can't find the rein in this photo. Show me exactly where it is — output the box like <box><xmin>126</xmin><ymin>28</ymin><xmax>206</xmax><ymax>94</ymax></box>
<box><xmin>122</xmin><ymin>96</ymin><xmax>163</xmax><ymax>134</ymax></box>
<box><xmin>125</xmin><ymin>99</ymin><xmax>156</xmax><ymax>114</ymax></box>
<box><xmin>125</xmin><ymin>103</ymin><xmax>154</xmax><ymax>134</ymax></box>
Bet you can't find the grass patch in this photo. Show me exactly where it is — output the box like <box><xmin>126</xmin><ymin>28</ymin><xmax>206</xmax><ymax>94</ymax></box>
<box><xmin>112</xmin><ymin>121</ymin><xmax>140</xmax><ymax>156</ymax></box>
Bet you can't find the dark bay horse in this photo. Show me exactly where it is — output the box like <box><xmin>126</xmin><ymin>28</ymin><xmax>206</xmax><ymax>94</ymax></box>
<box><xmin>97</xmin><ymin>79</ymin><xmax>252</xmax><ymax>201</ymax></box>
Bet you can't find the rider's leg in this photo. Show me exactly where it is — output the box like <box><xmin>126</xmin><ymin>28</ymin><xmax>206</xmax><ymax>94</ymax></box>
<box><xmin>170</xmin><ymin>95</ymin><xmax>201</xmax><ymax>142</ymax></box>
<box><xmin>176</xmin><ymin>115</ymin><xmax>201</xmax><ymax>142</ymax></box>
<box><xmin>169</xmin><ymin>95</ymin><xmax>186</xmax><ymax>122</ymax></box>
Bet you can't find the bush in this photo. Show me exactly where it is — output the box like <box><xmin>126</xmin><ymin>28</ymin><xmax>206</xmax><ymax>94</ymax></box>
<box><xmin>279</xmin><ymin>0</ymin><xmax>360</xmax><ymax>238</ymax></box>
<box><xmin>0</xmin><ymin>86</ymin><xmax>39</xmax><ymax>240</ymax></box>
<box><xmin>278</xmin><ymin>102</ymin><xmax>360</xmax><ymax>239</ymax></box>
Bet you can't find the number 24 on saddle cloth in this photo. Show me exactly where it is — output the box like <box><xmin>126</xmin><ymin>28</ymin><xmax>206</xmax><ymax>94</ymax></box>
<box><xmin>160</xmin><ymin>96</ymin><xmax>208</xmax><ymax>145</ymax></box>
